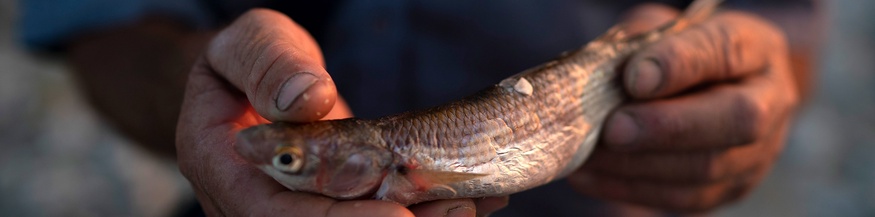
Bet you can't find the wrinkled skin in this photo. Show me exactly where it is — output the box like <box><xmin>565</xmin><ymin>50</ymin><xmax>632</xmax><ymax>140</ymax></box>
<box><xmin>570</xmin><ymin>4</ymin><xmax>800</xmax><ymax>213</ymax></box>
<box><xmin>176</xmin><ymin>9</ymin><xmax>506</xmax><ymax>217</ymax></box>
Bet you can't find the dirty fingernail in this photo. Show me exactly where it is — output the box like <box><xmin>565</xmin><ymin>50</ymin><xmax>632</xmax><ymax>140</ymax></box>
<box><xmin>276</xmin><ymin>73</ymin><xmax>318</xmax><ymax>111</ymax></box>
<box><xmin>604</xmin><ymin>111</ymin><xmax>639</xmax><ymax>149</ymax></box>
<box><xmin>446</xmin><ymin>205</ymin><xmax>475</xmax><ymax>217</ymax></box>
<box><xmin>628</xmin><ymin>59</ymin><xmax>662</xmax><ymax>96</ymax></box>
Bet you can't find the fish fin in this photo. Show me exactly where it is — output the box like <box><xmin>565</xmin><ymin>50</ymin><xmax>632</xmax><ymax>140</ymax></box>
<box><xmin>661</xmin><ymin>0</ymin><xmax>723</xmax><ymax>34</ymax></box>
<box><xmin>406</xmin><ymin>169</ymin><xmax>488</xmax><ymax>190</ymax></box>
<box><xmin>594</xmin><ymin>0</ymin><xmax>723</xmax><ymax>44</ymax></box>
<box><xmin>428</xmin><ymin>184</ymin><xmax>459</xmax><ymax>197</ymax></box>
<box><xmin>373</xmin><ymin>168</ymin><xmax>486</xmax><ymax>204</ymax></box>
<box><xmin>681</xmin><ymin>0</ymin><xmax>723</xmax><ymax>27</ymax></box>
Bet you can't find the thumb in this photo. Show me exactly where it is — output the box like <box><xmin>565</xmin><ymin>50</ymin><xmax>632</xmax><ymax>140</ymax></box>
<box><xmin>206</xmin><ymin>8</ymin><xmax>335</xmax><ymax>122</ymax></box>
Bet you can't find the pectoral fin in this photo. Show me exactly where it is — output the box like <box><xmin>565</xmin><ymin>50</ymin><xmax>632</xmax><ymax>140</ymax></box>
<box><xmin>374</xmin><ymin>167</ymin><xmax>490</xmax><ymax>205</ymax></box>
<box><xmin>403</xmin><ymin>168</ymin><xmax>487</xmax><ymax>191</ymax></box>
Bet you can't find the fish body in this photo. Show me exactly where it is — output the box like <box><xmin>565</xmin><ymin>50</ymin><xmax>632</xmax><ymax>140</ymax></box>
<box><xmin>236</xmin><ymin>0</ymin><xmax>720</xmax><ymax>206</ymax></box>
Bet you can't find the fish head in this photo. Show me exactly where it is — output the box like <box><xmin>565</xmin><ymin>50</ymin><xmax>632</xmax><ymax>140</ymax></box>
<box><xmin>235</xmin><ymin>120</ymin><xmax>392</xmax><ymax>199</ymax></box>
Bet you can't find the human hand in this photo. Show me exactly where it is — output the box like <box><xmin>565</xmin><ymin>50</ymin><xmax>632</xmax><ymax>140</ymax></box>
<box><xmin>569</xmin><ymin>4</ymin><xmax>799</xmax><ymax>213</ymax></box>
<box><xmin>176</xmin><ymin>9</ymin><xmax>506</xmax><ymax>217</ymax></box>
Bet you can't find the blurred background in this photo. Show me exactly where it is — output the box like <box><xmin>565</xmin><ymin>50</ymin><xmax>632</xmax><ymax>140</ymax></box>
<box><xmin>0</xmin><ymin>0</ymin><xmax>873</xmax><ymax>216</ymax></box>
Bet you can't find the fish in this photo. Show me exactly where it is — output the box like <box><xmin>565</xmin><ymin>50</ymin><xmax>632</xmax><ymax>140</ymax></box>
<box><xmin>235</xmin><ymin>0</ymin><xmax>722</xmax><ymax>206</ymax></box>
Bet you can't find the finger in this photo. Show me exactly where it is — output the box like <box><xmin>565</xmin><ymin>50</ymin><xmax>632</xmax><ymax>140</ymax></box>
<box><xmin>575</xmin><ymin>123</ymin><xmax>790</xmax><ymax>213</ymax></box>
<box><xmin>619</xmin><ymin>3</ymin><xmax>679</xmax><ymax>35</ymax></box>
<box><xmin>602</xmin><ymin>72</ymin><xmax>795</xmax><ymax>151</ymax></box>
<box><xmin>265</xmin><ymin>192</ymin><xmax>413</xmax><ymax>217</ymax></box>
<box><xmin>322</xmin><ymin>200</ymin><xmax>413</xmax><ymax>217</ymax></box>
<box><xmin>474</xmin><ymin>196</ymin><xmax>509</xmax><ymax>217</ymax></box>
<box><xmin>229</xmin><ymin>171</ymin><xmax>413</xmax><ymax>217</ymax></box>
<box><xmin>408</xmin><ymin>199</ymin><xmax>477</xmax><ymax>217</ymax></box>
<box><xmin>581</xmin><ymin>142</ymin><xmax>767</xmax><ymax>184</ymax></box>
<box><xmin>625</xmin><ymin>11</ymin><xmax>787</xmax><ymax>98</ymax></box>
<box><xmin>569</xmin><ymin>164</ymin><xmax>769</xmax><ymax>213</ymax></box>
<box><xmin>206</xmin><ymin>8</ymin><xmax>336</xmax><ymax>122</ymax></box>
<box><xmin>177</xmin><ymin>60</ymin><xmax>411</xmax><ymax>217</ymax></box>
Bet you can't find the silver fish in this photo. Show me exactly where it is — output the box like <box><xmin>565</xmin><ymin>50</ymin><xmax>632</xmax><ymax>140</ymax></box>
<box><xmin>235</xmin><ymin>0</ymin><xmax>721</xmax><ymax>206</ymax></box>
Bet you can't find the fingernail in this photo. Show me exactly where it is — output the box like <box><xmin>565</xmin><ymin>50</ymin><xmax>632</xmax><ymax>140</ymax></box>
<box><xmin>628</xmin><ymin>59</ymin><xmax>662</xmax><ymax>96</ymax></box>
<box><xmin>276</xmin><ymin>73</ymin><xmax>318</xmax><ymax>111</ymax></box>
<box><xmin>604</xmin><ymin>111</ymin><xmax>639</xmax><ymax>148</ymax></box>
<box><xmin>446</xmin><ymin>205</ymin><xmax>475</xmax><ymax>217</ymax></box>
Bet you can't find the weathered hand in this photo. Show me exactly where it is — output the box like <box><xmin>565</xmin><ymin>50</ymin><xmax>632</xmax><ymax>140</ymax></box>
<box><xmin>569</xmin><ymin>4</ymin><xmax>799</xmax><ymax>213</ymax></box>
<box><xmin>176</xmin><ymin>9</ymin><xmax>505</xmax><ymax>217</ymax></box>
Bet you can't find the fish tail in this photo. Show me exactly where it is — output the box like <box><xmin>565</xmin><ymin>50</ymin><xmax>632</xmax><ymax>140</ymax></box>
<box><xmin>669</xmin><ymin>0</ymin><xmax>723</xmax><ymax>32</ymax></box>
<box><xmin>594</xmin><ymin>0</ymin><xmax>723</xmax><ymax>43</ymax></box>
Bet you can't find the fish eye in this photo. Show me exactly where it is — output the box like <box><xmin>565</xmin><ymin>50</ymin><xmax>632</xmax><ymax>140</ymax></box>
<box><xmin>272</xmin><ymin>150</ymin><xmax>304</xmax><ymax>174</ymax></box>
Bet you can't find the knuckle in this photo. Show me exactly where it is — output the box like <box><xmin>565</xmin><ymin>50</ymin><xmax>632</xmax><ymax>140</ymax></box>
<box><xmin>247</xmin><ymin>40</ymin><xmax>292</xmax><ymax>93</ymax></box>
<box><xmin>633</xmin><ymin>106</ymin><xmax>687</xmax><ymax>145</ymax></box>
<box><xmin>692</xmin><ymin>151</ymin><xmax>725</xmax><ymax>183</ymax></box>
<box><xmin>720</xmin><ymin>11</ymin><xmax>786</xmax><ymax>44</ymax></box>
<box><xmin>653</xmin><ymin>30</ymin><xmax>716</xmax><ymax>88</ymax></box>
<box><xmin>729</xmin><ymin>92</ymin><xmax>764</xmax><ymax>145</ymax></box>
<box><xmin>652</xmin><ymin>38</ymin><xmax>691</xmax><ymax>81</ymax></box>
<box><xmin>778</xmin><ymin>76</ymin><xmax>802</xmax><ymax>112</ymax></box>
<box><xmin>651</xmin><ymin>109</ymin><xmax>686</xmax><ymax>139</ymax></box>
<box><xmin>690</xmin><ymin>18</ymin><xmax>743</xmax><ymax>80</ymax></box>
<box><xmin>710</xmin><ymin>19</ymin><xmax>742</xmax><ymax>77</ymax></box>
<box><xmin>715</xmin><ymin>12</ymin><xmax>788</xmax><ymax>75</ymax></box>
<box><xmin>216</xmin><ymin>9</ymin><xmax>302</xmax><ymax>98</ymax></box>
